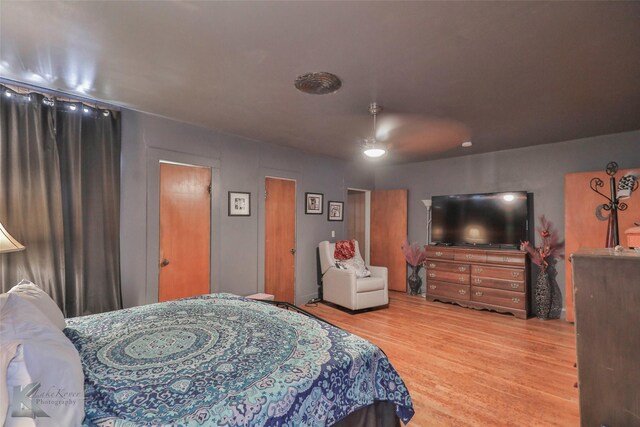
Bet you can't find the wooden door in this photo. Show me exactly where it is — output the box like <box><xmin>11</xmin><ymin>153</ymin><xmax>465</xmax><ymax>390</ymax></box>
<box><xmin>158</xmin><ymin>162</ymin><xmax>211</xmax><ymax>302</ymax></box>
<box><xmin>371</xmin><ymin>189</ymin><xmax>408</xmax><ymax>292</ymax></box>
<box><xmin>564</xmin><ymin>168</ymin><xmax>640</xmax><ymax>321</ymax></box>
<box><xmin>265</xmin><ymin>177</ymin><xmax>296</xmax><ymax>303</ymax></box>
<box><xmin>347</xmin><ymin>190</ymin><xmax>366</xmax><ymax>251</ymax></box>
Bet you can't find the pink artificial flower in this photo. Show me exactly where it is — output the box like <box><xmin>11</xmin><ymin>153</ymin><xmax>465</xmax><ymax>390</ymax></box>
<box><xmin>520</xmin><ymin>215</ymin><xmax>564</xmax><ymax>271</ymax></box>
<box><xmin>401</xmin><ymin>239</ymin><xmax>428</xmax><ymax>267</ymax></box>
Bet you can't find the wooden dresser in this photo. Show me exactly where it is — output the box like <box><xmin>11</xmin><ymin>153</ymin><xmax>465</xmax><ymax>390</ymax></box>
<box><xmin>424</xmin><ymin>246</ymin><xmax>529</xmax><ymax>319</ymax></box>
<box><xmin>572</xmin><ymin>248</ymin><xmax>640</xmax><ymax>426</ymax></box>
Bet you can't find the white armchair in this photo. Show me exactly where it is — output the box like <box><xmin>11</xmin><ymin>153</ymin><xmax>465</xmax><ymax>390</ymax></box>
<box><xmin>318</xmin><ymin>240</ymin><xmax>388</xmax><ymax>311</ymax></box>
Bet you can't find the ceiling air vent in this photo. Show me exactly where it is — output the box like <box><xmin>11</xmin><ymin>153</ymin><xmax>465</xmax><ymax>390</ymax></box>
<box><xmin>294</xmin><ymin>72</ymin><xmax>342</xmax><ymax>95</ymax></box>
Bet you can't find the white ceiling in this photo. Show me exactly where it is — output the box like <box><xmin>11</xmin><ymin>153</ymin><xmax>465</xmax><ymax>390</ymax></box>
<box><xmin>1</xmin><ymin>1</ymin><xmax>639</xmax><ymax>163</ymax></box>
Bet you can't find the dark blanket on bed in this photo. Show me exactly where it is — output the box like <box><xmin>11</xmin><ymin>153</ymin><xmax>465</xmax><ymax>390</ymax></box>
<box><xmin>64</xmin><ymin>293</ymin><xmax>414</xmax><ymax>426</ymax></box>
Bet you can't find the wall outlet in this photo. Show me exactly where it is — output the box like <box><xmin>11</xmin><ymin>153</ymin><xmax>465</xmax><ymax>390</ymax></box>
<box><xmin>331</xmin><ymin>230</ymin><xmax>335</xmax><ymax>238</ymax></box>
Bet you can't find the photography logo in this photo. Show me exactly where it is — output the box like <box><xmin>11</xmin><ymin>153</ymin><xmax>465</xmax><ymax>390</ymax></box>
<box><xmin>11</xmin><ymin>383</ymin><xmax>50</xmax><ymax>419</ymax></box>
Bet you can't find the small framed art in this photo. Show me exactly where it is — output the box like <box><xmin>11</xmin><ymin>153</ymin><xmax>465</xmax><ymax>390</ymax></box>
<box><xmin>327</xmin><ymin>201</ymin><xmax>344</xmax><ymax>221</ymax></box>
<box><xmin>305</xmin><ymin>192</ymin><xmax>323</xmax><ymax>215</ymax></box>
<box><xmin>228</xmin><ymin>191</ymin><xmax>251</xmax><ymax>216</ymax></box>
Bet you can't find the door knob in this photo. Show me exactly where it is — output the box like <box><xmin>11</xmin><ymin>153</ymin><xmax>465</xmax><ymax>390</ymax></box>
<box><xmin>290</xmin><ymin>248</ymin><xmax>296</xmax><ymax>255</ymax></box>
<box><xmin>160</xmin><ymin>258</ymin><xmax>170</xmax><ymax>267</ymax></box>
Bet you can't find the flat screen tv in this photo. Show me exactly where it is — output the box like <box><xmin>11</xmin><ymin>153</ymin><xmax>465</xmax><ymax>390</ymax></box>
<box><xmin>431</xmin><ymin>191</ymin><xmax>529</xmax><ymax>248</ymax></box>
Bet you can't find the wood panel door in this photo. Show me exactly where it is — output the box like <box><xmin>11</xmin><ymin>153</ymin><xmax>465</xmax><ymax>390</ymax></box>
<box><xmin>371</xmin><ymin>189</ymin><xmax>408</xmax><ymax>292</ymax></box>
<box><xmin>158</xmin><ymin>162</ymin><xmax>211</xmax><ymax>302</ymax></box>
<box><xmin>347</xmin><ymin>190</ymin><xmax>366</xmax><ymax>250</ymax></box>
<box><xmin>564</xmin><ymin>168</ymin><xmax>640</xmax><ymax>321</ymax></box>
<box><xmin>265</xmin><ymin>177</ymin><xmax>296</xmax><ymax>303</ymax></box>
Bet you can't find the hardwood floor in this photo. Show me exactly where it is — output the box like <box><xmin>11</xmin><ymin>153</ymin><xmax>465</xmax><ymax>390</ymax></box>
<box><xmin>304</xmin><ymin>291</ymin><xmax>579</xmax><ymax>427</ymax></box>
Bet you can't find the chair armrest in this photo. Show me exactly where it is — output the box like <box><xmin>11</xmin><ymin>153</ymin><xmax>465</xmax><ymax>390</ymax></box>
<box><xmin>369</xmin><ymin>265</ymin><xmax>388</xmax><ymax>291</ymax></box>
<box><xmin>369</xmin><ymin>265</ymin><xmax>387</xmax><ymax>277</ymax></box>
<box><xmin>324</xmin><ymin>267</ymin><xmax>356</xmax><ymax>284</ymax></box>
<box><xmin>367</xmin><ymin>265</ymin><xmax>389</xmax><ymax>277</ymax></box>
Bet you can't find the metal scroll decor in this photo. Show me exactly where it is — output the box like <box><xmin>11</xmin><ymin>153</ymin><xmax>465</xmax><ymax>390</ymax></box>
<box><xmin>589</xmin><ymin>162</ymin><xmax>639</xmax><ymax>247</ymax></box>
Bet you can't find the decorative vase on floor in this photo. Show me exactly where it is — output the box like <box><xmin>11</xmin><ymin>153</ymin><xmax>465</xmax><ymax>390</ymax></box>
<box><xmin>408</xmin><ymin>265</ymin><xmax>422</xmax><ymax>295</ymax></box>
<box><xmin>535</xmin><ymin>270</ymin><xmax>551</xmax><ymax>320</ymax></box>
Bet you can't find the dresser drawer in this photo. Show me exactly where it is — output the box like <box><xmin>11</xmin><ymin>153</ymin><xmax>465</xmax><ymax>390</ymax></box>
<box><xmin>427</xmin><ymin>270</ymin><xmax>470</xmax><ymax>285</ymax></box>
<box><xmin>426</xmin><ymin>247</ymin><xmax>455</xmax><ymax>260</ymax></box>
<box><xmin>425</xmin><ymin>261</ymin><xmax>469</xmax><ymax>274</ymax></box>
<box><xmin>427</xmin><ymin>281</ymin><xmax>470</xmax><ymax>301</ymax></box>
<box><xmin>471</xmin><ymin>286</ymin><xmax>525</xmax><ymax>310</ymax></box>
<box><xmin>471</xmin><ymin>265</ymin><xmax>525</xmax><ymax>281</ymax></box>
<box><xmin>470</xmin><ymin>277</ymin><xmax>526</xmax><ymax>293</ymax></box>
<box><xmin>454</xmin><ymin>250</ymin><xmax>487</xmax><ymax>263</ymax></box>
<box><xmin>485</xmin><ymin>251</ymin><xmax>526</xmax><ymax>266</ymax></box>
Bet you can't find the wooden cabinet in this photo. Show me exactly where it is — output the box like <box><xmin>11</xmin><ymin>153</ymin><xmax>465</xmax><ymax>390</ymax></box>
<box><xmin>425</xmin><ymin>247</ymin><xmax>455</xmax><ymax>260</ymax></box>
<box><xmin>572</xmin><ymin>249</ymin><xmax>640</xmax><ymax>426</ymax></box>
<box><xmin>425</xmin><ymin>246</ymin><xmax>529</xmax><ymax>319</ymax></box>
<box><xmin>427</xmin><ymin>269</ymin><xmax>469</xmax><ymax>285</ymax></box>
<box><xmin>564</xmin><ymin>169</ymin><xmax>640</xmax><ymax>322</ymax></box>
<box><xmin>427</xmin><ymin>281</ymin><xmax>470</xmax><ymax>301</ymax></box>
<box><xmin>454</xmin><ymin>249</ymin><xmax>487</xmax><ymax>263</ymax></box>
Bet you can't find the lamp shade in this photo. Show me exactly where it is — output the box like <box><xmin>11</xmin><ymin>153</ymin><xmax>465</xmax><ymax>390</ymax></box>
<box><xmin>0</xmin><ymin>221</ymin><xmax>25</xmax><ymax>253</ymax></box>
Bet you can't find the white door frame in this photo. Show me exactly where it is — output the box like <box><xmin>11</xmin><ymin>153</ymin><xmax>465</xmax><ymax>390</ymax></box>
<box><xmin>347</xmin><ymin>187</ymin><xmax>371</xmax><ymax>265</ymax></box>
<box><xmin>257</xmin><ymin>168</ymin><xmax>300</xmax><ymax>302</ymax></box>
<box><xmin>145</xmin><ymin>148</ymin><xmax>221</xmax><ymax>305</ymax></box>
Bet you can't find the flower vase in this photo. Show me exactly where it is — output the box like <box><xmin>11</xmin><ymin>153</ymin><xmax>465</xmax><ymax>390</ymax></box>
<box><xmin>535</xmin><ymin>270</ymin><xmax>551</xmax><ymax>319</ymax></box>
<box><xmin>408</xmin><ymin>265</ymin><xmax>422</xmax><ymax>295</ymax></box>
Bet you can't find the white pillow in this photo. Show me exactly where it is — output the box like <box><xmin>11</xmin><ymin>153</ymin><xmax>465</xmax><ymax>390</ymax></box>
<box><xmin>0</xmin><ymin>294</ymin><xmax>85</xmax><ymax>427</ymax></box>
<box><xmin>7</xmin><ymin>280</ymin><xmax>66</xmax><ymax>330</ymax></box>
<box><xmin>337</xmin><ymin>252</ymin><xmax>371</xmax><ymax>278</ymax></box>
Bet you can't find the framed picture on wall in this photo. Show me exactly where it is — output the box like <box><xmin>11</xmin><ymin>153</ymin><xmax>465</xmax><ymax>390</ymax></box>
<box><xmin>305</xmin><ymin>192</ymin><xmax>323</xmax><ymax>214</ymax></box>
<box><xmin>327</xmin><ymin>201</ymin><xmax>344</xmax><ymax>221</ymax></box>
<box><xmin>228</xmin><ymin>191</ymin><xmax>251</xmax><ymax>216</ymax></box>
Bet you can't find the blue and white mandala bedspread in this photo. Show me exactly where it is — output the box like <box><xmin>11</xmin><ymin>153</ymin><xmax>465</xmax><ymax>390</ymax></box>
<box><xmin>64</xmin><ymin>293</ymin><xmax>414</xmax><ymax>426</ymax></box>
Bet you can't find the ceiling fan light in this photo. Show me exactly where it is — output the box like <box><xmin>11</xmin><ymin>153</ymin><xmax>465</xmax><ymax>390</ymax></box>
<box><xmin>363</xmin><ymin>146</ymin><xmax>387</xmax><ymax>158</ymax></box>
<box><xmin>361</xmin><ymin>102</ymin><xmax>387</xmax><ymax>159</ymax></box>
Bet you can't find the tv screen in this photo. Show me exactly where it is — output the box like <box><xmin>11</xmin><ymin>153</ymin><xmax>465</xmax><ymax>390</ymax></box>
<box><xmin>431</xmin><ymin>192</ymin><xmax>529</xmax><ymax>247</ymax></box>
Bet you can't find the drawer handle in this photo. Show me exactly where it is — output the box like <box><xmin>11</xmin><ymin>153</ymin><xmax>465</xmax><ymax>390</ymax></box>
<box><xmin>429</xmin><ymin>263</ymin><xmax>436</xmax><ymax>268</ymax></box>
<box><xmin>458</xmin><ymin>266</ymin><xmax>466</xmax><ymax>272</ymax></box>
<box><xmin>474</xmin><ymin>278</ymin><xmax>482</xmax><ymax>284</ymax></box>
<box><xmin>435</xmin><ymin>251</ymin><xmax>443</xmax><ymax>256</ymax></box>
<box><xmin>502</xmin><ymin>257</ymin><xmax>508</xmax><ymax>262</ymax></box>
<box><xmin>429</xmin><ymin>285</ymin><xmax>437</xmax><ymax>289</ymax></box>
<box><xmin>510</xmin><ymin>283</ymin><xmax>520</xmax><ymax>289</ymax></box>
<box><xmin>429</xmin><ymin>273</ymin><xmax>436</xmax><ymax>278</ymax></box>
<box><xmin>511</xmin><ymin>272</ymin><xmax>520</xmax><ymax>278</ymax></box>
<box><xmin>475</xmin><ymin>291</ymin><xmax>483</xmax><ymax>296</ymax></box>
<box><xmin>512</xmin><ymin>297</ymin><xmax>520</xmax><ymax>303</ymax></box>
<box><xmin>459</xmin><ymin>289</ymin><xmax>466</xmax><ymax>295</ymax></box>
<box><xmin>466</xmin><ymin>254</ymin><xmax>472</xmax><ymax>259</ymax></box>
<box><xmin>475</xmin><ymin>267</ymin><xmax>483</xmax><ymax>273</ymax></box>
<box><xmin>459</xmin><ymin>277</ymin><xmax>465</xmax><ymax>282</ymax></box>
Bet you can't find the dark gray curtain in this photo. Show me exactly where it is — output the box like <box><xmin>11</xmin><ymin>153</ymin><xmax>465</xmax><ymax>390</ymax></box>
<box><xmin>0</xmin><ymin>86</ymin><xmax>122</xmax><ymax>317</ymax></box>
<box><xmin>0</xmin><ymin>90</ymin><xmax>66</xmax><ymax>306</ymax></box>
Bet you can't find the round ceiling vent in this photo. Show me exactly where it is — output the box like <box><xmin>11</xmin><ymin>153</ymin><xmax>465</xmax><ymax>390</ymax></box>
<box><xmin>294</xmin><ymin>72</ymin><xmax>342</xmax><ymax>95</ymax></box>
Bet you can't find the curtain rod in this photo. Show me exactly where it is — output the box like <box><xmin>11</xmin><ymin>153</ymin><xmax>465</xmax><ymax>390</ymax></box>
<box><xmin>0</xmin><ymin>77</ymin><xmax>120</xmax><ymax>112</ymax></box>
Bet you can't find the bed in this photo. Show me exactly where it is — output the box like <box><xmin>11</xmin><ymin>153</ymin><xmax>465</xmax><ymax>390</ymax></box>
<box><xmin>63</xmin><ymin>293</ymin><xmax>414</xmax><ymax>426</ymax></box>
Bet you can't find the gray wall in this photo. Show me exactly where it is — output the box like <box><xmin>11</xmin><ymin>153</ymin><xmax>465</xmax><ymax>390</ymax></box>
<box><xmin>120</xmin><ymin>110</ymin><xmax>374</xmax><ymax>308</ymax></box>
<box><xmin>120</xmin><ymin>108</ymin><xmax>639</xmax><ymax>316</ymax></box>
<box><xmin>374</xmin><ymin>130</ymin><xmax>640</xmax><ymax>317</ymax></box>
